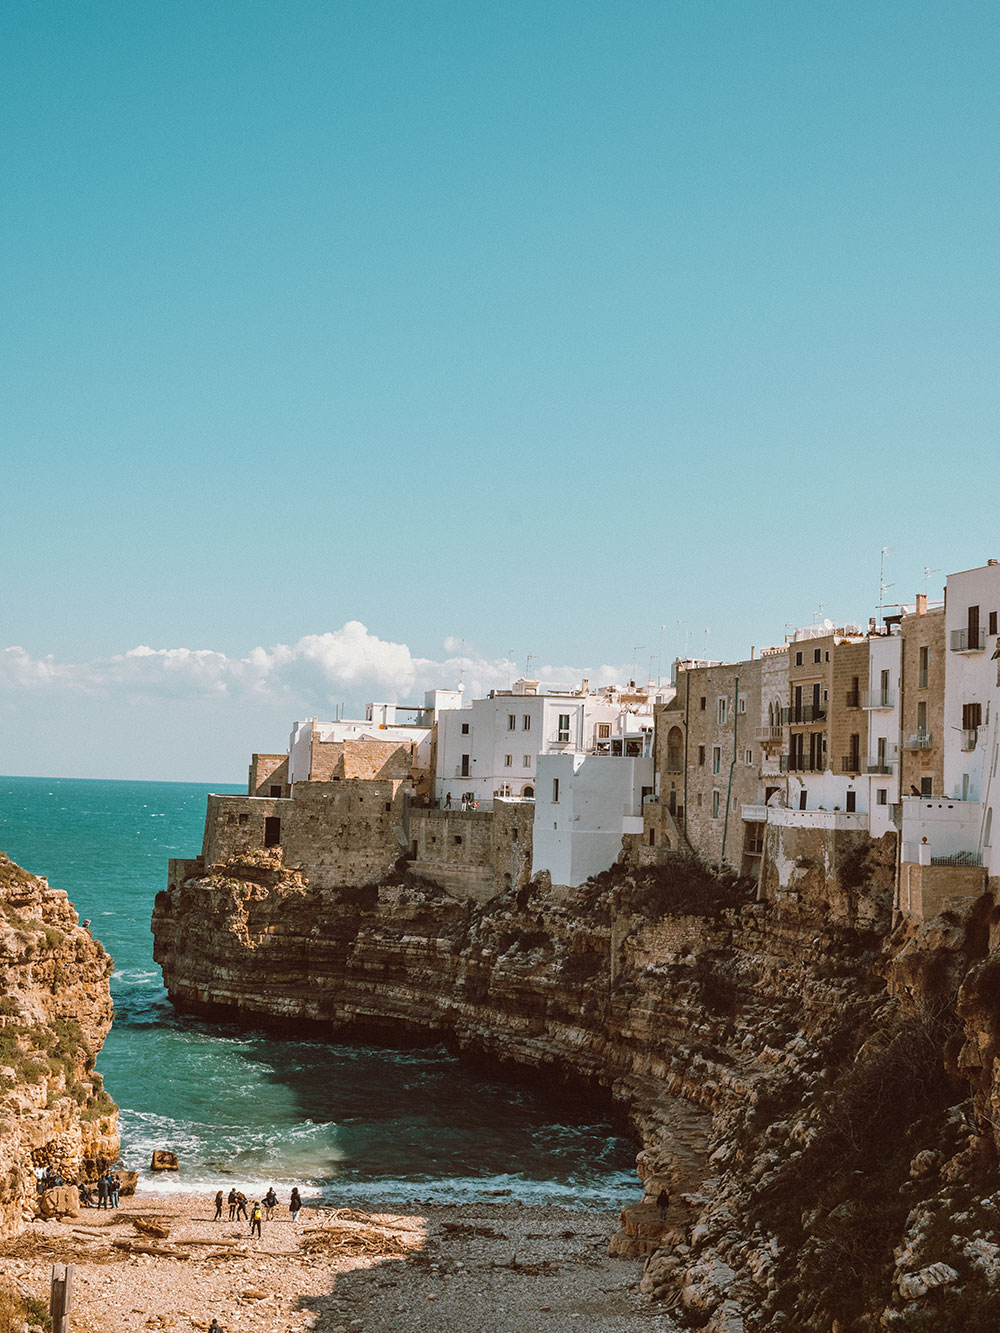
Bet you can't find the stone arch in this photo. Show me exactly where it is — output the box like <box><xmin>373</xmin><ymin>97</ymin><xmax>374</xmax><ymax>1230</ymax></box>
<box><xmin>666</xmin><ymin>726</ymin><xmax>683</xmax><ymax>770</ymax></box>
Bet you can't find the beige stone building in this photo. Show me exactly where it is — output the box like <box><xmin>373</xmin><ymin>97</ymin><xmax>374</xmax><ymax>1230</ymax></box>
<box><xmin>898</xmin><ymin>598</ymin><xmax>945</xmax><ymax>800</ymax></box>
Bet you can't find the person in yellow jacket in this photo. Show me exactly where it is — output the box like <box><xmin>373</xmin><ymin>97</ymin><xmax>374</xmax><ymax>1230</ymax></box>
<box><xmin>250</xmin><ymin>1199</ymin><xmax>263</xmax><ymax>1238</ymax></box>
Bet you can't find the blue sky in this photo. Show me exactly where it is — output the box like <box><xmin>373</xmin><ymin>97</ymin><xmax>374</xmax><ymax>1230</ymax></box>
<box><xmin>2</xmin><ymin>1</ymin><xmax>999</xmax><ymax>780</ymax></box>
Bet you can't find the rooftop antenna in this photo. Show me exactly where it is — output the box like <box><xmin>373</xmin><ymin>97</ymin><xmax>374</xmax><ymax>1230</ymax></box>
<box><xmin>813</xmin><ymin>602</ymin><xmax>826</xmax><ymax>623</ymax></box>
<box><xmin>507</xmin><ymin>648</ymin><xmax>514</xmax><ymax>690</ymax></box>
<box><xmin>676</xmin><ymin>618</ymin><xmax>688</xmax><ymax>659</ymax></box>
<box><xmin>878</xmin><ymin>547</ymin><xmax>894</xmax><ymax>627</ymax></box>
<box><xmin>923</xmin><ymin>566</ymin><xmax>941</xmax><ymax>595</ymax></box>
<box><xmin>703</xmin><ymin>627</ymin><xmax>710</xmax><ymax>659</ymax></box>
<box><xmin>657</xmin><ymin>624</ymin><xmax>667</xmax><ymax>686</ymax></box>
<box><xmin>458</xmin><ymin>639</ymin><xmax>466</xmax><ymax>689</ymax></box>
<box><xmin>525</xmin><ymin>652</ymin><xmax>536</xmax><ymax>678</ymax></box>
<box><xmin>631</xmin><ymin>645</ymin><xmax>644</xmax><ymax>681</ymax></box>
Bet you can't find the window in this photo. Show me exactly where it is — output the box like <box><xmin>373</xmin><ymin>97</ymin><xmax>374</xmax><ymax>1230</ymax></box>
<box><xmin>917</xmin><ymin>702</ymin><xmax>927</xmax><ymax>733</ymax></box>
<box><xmin>523</xmin><ymin>714</ymin><xmax>531</xmax><ymax>730</ymax></box>
<box><xmin>712</xmin><ymin>790</ymin><xmax>720</xmax><ymax>818</ymax></box>
<box><xmin>238</xmin><ymin>813</ymin><xmax>249</xmax><ymax>826</ymax></box>
<box><xmin>552</xmin><ymin>778</ymin><xmax>560</xmax><ymax>803</ymax></box>
<box><xmin>920</xmin><ymin>776</ymin><xmax>933</xmax><ymax>797</ymax></box>
<box><xmin>597</xmin><ymin>723</ymin><xmax>611</xmax><ymax>739</ymax></box>
<box><xmin>454</xmin><ymin>835</ymin><xmax>463</xmax><ymax>845</ymax></box>
<box><xmin>744</xmin><ymin>749</ymin><xmax>753</xmax><ymax>766</ymax></box>
<box><xmin>557</xmin><ymin>713</ymin><xmax>570</xmax><ymax>742</ymax></box>
<box><xmin>696</xmin><ymin>792</ymin><xmax>703</xmax><ymax>807</ymax></box>
<box><xmin>264</xmin><ymin>816</ymin><xmax>281</xmax><ymax>847</ymax></box>
<box><xmin>738</xmin><ymin>696</ymin><xmax>746</xmax><ymax>713</ymax></box>
<box><xmin>269</xmin><ymin>785</ymin><xmax>282</xmax><ymax>798</ymax></box>
<box><xmin>795</xmin><ymin>651</ymin><xmax>803</xmax><ymax>667</ymax></box>
<box><xmin>918</xmin><ymin>647</ymin><xmax>929</xmax><ymax>688</ymax></box>
<box><xmin>700</xmin><ymin>696</ymin><xmax>706</xmax><ymax>710</ymax></box>
<box><xmin>814</xmin><ymin>648</ymin><xmax>822</xmax><ymax>663</ymax></box>
<box><xmin>991</xmin><ymin>612</ymin><xmax>998</xmax><ymax>636</ymax></box>
<box><xmin>461</xmin><ymin>754</ymin><xmax>470</xmax><ymax>777</ymax></box>
<box><xmin>522</xmin><ymin>755</ymin><xmax>531</xmax><ymax>767</ymax></box>
<box><xmin>717</xmin><ymin>698</ymin><xmax>728</xmax><ymax>725</ymax></box>
<box><xmin>733</xmin><ymin>795</ymin><xmax>739</xmax><ymax>810</ymax></box>
<box><xmin>712</xmin><ymin>745</ymin><xmax>721</xmax><ymax>775</ymax></box>
<box><xmin>876</xmin><ymin>789</ymin><xmax>888</xmax><ymax>806</ymax></box>
<box><xmin>698</xmin><ymin>745</ymin><xmax>705</xmax><ymax>766</ymax></box>
<box><xmin>799</xmin><ymin>790</ymin><xmax>807</xmax><ymax>810</ymax></box>
<box><xmin>963</xmin><ymin>702</ymin><xmax>983</xmax><ymax>730</ymax></box>
<box><xmin>508</xmin><ymin>714</ymin><xmax>516</xmax><ymax>731</ymax></box>
<box><xmin>504</xmin><ymin>754</ymin><xmax>512</xmax><ymax>767</ymax></box>
<box><xmin>461</xmin><ymin>722</ymin><xmax>470</xmax><ymax>734</ymax></box>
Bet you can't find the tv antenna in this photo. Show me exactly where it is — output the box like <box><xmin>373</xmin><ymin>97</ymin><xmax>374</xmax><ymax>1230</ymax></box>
<box><xmin>877</xmin><ymin>547</ymin><xmax>894</xmax><ymax>626</ymax></box>
<box><xmin>923</xmin><ymin>566</ymin><xmax>941</xmax><ymax>595</ymax></box>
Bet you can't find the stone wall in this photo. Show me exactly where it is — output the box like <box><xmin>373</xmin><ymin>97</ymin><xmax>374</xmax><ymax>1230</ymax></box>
<box><xmin>309</xmin><ymin>737</ymin><xmax>414</xmax><ymax>783</ymax></box>
<box><xmin>898</xmin><ymin>861</ymin><xmax>986</xmax><ymax>921</ymax></box>
<box><xmin>409</xmin><ymin>808</ymin><xmax>496</xmax><ymax>901</ymax></box>
<box><xmin>248</xmin><ymin>754</ymin><xmax>289</xmax><ymax>798</ymax></box>
<box><xmin>899</xmin><ymin>605</ymin><xmax>946</xmax><ymax>799</ymax></box>
<box><xmin>829</xmin><ymin>638</ymin><xmax>869</xmax><ymax>780</ymax></box>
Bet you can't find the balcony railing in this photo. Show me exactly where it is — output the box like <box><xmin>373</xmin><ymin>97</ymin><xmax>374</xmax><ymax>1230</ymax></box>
<box><xmin>741</xmin><ymin>804</ymin><xmax>768</xmax><ymax>821</ymax></box>
<box><xmin>865</xmin><ymin>759</ymin><xmax>895</xmax><ymax>775</ymax></box>
<box><xmin>845</xmin><ymin>689</ymin><xmax>860</xmax><ymax>708</ymax></box>
<box><xmin>961</xmin><ymin>728</ymin><xmax>979</xmax><ymax>751</ymax></box>
<box><xmin>904</xmin><ymin>732</ymin><xmax>933</xmax><ymax>750</ymax></box>
<box><xmin>780</xmin><ymin>754</ymin><xmax>823</xmax><ymax>772</ymax></box>
<box><xmin>861</xmin><ymin>689</ymin><xmax>896</xmax><ymax>710</ymax></box>
<box><xmin>951</xmin><ymin>629</ymin><xmax>986</xmax><ymax>652</ymax></box>
<box><xmin>782</xmin><ymin>704</ymin><xmax>827</xmax><ymax>725</ymax></box>
<box><xmin>841</xmin><ymin>755</ymin><xmax>861</xmax><ymax>773</ymax></box>
<box><xmin>930</xmin><ymin>850</ymin><xmax>983</xmax><ymax>867</ymax></box>
<box><xmin>754</xmin><ymin>725</ymin><xmax>784</xmax><ymax>745</ymax></box>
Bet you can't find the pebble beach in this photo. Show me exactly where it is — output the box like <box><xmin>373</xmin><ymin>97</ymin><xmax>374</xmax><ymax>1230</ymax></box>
<box><xmin>2</xmin><ymin>1190</ymin><xmax>680</xmax><ymax>1333</ymax></box>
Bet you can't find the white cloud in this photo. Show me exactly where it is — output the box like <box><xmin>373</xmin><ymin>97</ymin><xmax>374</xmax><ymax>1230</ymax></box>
<box><xmin>1</xmin><ymin>626</ymin><xmax>634</xmax><ymax>717</ymax></box>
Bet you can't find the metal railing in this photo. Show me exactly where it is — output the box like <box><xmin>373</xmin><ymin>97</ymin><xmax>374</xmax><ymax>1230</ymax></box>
<box><xmin>861</xmin><ymin>688</ymin><xmax>895</xmax><ymax>709</ymax></box>
<box><xmin>780</xmin><ymin>754</ymin><xmax>823</xmax><ymax>772</ymax></box>
<box><xmin>845</xmin><ymin>689</ymin><xmax>860</xmax><ymax>708</ymax></box>
<box><xmin>841</xmin><ymin>755</ymin><xmax>861</xmax><ymax>773</ymax></box>
<box><xmin>782</xmin><ymin>704</ymin><xmax>826</xmax><ymax>724</ymax></box>
<box><xmin>951</xmin><ymin>629</ymin><xmax>986</xmax><ymax>652</ymax></box>
<box><xmin>904</xmin><ymin>732</ymin><xmax>933</xmax><ymax>750</ymax></box>
<box><xmin>865</xmin><ymin>759</ymin><xmax>895</xmax><ymax>775</ymax></box>
<box><xmin>930</xmin><ymin>850</ymin><xmax>983</xmax><ymax>867</ymax></box>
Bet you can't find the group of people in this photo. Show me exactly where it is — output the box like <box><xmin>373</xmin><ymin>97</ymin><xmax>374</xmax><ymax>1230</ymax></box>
<box><xmin>214</xmin><ymin>1185</ymin><xmax>302</xmax><ymax>1235</ymax></box>
<box><xmin>80</xmin><ymin>1172</ymin><xmax>122</xmax><ymax>1208</ymax></box>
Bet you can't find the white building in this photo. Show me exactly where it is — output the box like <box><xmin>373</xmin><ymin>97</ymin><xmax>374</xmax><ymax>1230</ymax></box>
<box><xmin>531</xmin><ymin>752</ymin><xmax>654</xmax><ymax>887</ymax></box>
<box><xmin>288</xmin><ymin>689</ymin><xmax>463</xmax><ymax>784</ymax></box>
<box><xmin>434</xmin><ymin>677</ymin><xmax>668</xmax><ymax>808</ymax></box>
<box><xmin>899</xmin><ymin>559</ymin><xmax>1000</xmax><ymax>916</ymax></box>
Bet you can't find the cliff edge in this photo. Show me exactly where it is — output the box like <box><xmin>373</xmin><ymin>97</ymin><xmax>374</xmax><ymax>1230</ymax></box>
<box><xmin>0</xmin><ymin>852</ymin><xmax>118</xmax><ymax>1236</ymax></box>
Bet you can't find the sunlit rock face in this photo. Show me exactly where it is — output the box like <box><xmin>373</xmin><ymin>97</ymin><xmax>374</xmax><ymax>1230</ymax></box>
<box><xmin>0</xmin><ymin>853</ymin><xmax>118</xmax><ymax>1236</ymax></box>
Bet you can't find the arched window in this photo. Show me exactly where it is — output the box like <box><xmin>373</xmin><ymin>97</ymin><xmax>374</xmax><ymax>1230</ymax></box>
<box><xmin>666</xmin><ymin>726</ymin><xmax>683</xmax><ymax>771</ymax></box>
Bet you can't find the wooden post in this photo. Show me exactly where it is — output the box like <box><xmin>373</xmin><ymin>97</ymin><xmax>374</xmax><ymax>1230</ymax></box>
<box><xmin>49</xmin><ymin>1262</ymin><xmax>73</xmax><ymax>1333</ymax></box>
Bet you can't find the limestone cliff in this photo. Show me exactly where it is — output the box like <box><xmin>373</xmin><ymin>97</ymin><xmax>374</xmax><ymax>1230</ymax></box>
<box><xmin>0</xmin><ymin>853</ymin><xmax>118</xmax><ymax>1236</ymax></box>
<box><xmin>153</xmin><ymin>843</ymin><xmax>1000</xmax><ymax>1330</ymax></box>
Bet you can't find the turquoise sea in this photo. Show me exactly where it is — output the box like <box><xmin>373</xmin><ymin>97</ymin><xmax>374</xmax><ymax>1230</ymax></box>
<box><xmin>0</xmin><ymin>776</ymin><xmax>637</xmax><ymax>1206</ymax></box>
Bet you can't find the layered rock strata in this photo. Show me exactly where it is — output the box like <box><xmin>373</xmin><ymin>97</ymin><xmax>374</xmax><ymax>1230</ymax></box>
<box><xmin>153</xmin><ymin>843</ymin><xmax>1000</xmax><ymax>1330</ymax></box>
<box><xmin>0</xmin><ymin>853</ymin><xmax>118</xmax><ymax>1236</ymax></box>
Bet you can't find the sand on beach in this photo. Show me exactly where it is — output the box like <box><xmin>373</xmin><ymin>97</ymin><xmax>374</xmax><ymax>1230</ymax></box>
<box><xmin>0</xmin><ymin>1191</ymin><xmax>681</xmax><ymax>1333</ymax></box>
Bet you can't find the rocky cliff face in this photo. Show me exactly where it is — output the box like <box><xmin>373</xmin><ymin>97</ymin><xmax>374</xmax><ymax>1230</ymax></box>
<box><xmin>153</xmin><ymin>843</ymin><xmax>1000</xmax><ymax>1331</ymax></box>
<box><xmin>0</xmin><ymin>853</ymin><xmax>118</xmax><ymax>1236</ymax></box>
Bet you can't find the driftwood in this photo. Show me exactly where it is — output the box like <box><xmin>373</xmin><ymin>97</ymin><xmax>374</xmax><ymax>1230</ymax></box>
<box><xmin>131</xmin><ymin>1218</ymin><xmax>171</xmax><ymax>1240</ymax></box>
<box><xmin>111</xmin><ymin>1240</ymin><xmax>189</xmax><ymax>1260</ymax></box>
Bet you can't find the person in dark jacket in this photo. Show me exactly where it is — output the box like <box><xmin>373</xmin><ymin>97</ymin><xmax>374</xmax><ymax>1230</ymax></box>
<box><xmin>96</xmin><ymin>1174</ymin><xmax>107</xmax><ymax>1209</ymax></box>
<box><xmin>250</xmin><ymin>1200</ymin><xmax>263</xmax><ymax>1239</ymax></box>
<box><xmin>214</xmin><ymin>1190</ymin><xmax>224</xmax><ymax>1221</ymax></box>
<box><xmin>289</xmin><ymin>1187</ymin><xmax>302</xmax><ymax>1222</ymax></box>
<box><xmin>263</xmin><ymin>1187</ymin><xmax>277</xmax><ymax>1221</ymax></box>
<box><xmin>236</xmin><ymin>1191</ymin><xmax>249</xmax><ymax>1221</ymax></box>
<box><xmin>227</xmin><ymin>1188</ymin><xmax>238</xmax><ymax>1221</ymax></box>
<box><xmin>656</xmin><ymin>1187</ymin><xmax>670</xmax><ymax>1222</ymax></box>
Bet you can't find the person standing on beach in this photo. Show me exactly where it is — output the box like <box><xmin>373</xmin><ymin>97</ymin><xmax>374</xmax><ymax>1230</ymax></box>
<box><xmin>227</xmin><ymin>1188</ymin><xmax>237</xmax><ymax>1221</ymax></box>
<box><xmin>250</xmin><ymin>1200</ymin><xmax>263</xmax><ymax>1238</ymax></box>
<box><xmin>111</xmin><ymin>1172</ymin><xmax>121</xmax><ymax>1208</ymax></box>
<box><xmin>263</xmin><ymin>1187</ymin><xmax>277</xmax><ymax>1221</ymax></box>
<box><xmin>96</xmin><ymin>1174</ymin><xmax>107</xmax><ymax>1209</ymax></box>
<box><xmin>236</xmin><ymin>1191</ymin><xmax>249</xmax><ymax>1221</ymax></box>
<box><xmin>214</xmin><ymin>1190</ymin><xmax>224</xmax><ymax>1221</ymax></box>
<box><xmin>289</xmin><ymin>1187</ymin><xmax>301</xmax><ymax>1222</ymax></box>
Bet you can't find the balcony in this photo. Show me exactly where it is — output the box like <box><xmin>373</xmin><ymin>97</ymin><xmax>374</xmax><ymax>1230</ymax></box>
<box><xmin>845</xmin><ymin>689</ymin><xmax>860</xmax><ymax>708</ymax></box>
<box><xmin>865</xmin><ymin>759</ymin><xmax>895</xmax><ymax>775</ymax></box>
<box><xmin>841</xmin><ymin>755</ymin><xmax>861</xmax><ymax>773</ymax></box>
<box><xmin>780</xmin><ymin>754</ymin><xmax>823</xmax><ymax>772</ymax></box>
<box><xmin>782</xmin><ymin>704</ymin><xmax>827</xmax><ymax>725</ymax></box>
<box><xmin>861</xmin><ymin>688</ymin><xmax>896</xmax><ymax>710</ymax></box>
<box><xmin>951</xmin><ymin>628</ymin><xmax>986</xmax><ymax>652</ymax></box>
<box><xmin>961</xmin><ymin>728</ymin><xmax>979</xmax><ymax>751</ymax></box>
<box><xmin>741</xmin><ymin>804</ymin><xmax>768</xmax><ymax>822</ymax></box>
<box><xmin>930</xmin><ymin>849</ymin><xmax>983</xmax><ymax>867</ymax></box>
<box><xmin>754</xmin><ymin>725</ymin><xmax>784</xmax><ymax>745</ymax></box>
<box><xmin>904</xmin><ymin>732</ymin><xmax>933</xmax><ymax>750</ymax></box>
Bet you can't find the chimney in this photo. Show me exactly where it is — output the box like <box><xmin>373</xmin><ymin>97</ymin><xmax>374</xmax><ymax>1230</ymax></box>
<box><xmin>916</xmin><ymin>593</ymin><xmax>927</xmax><ymax>615</ymax></box>
<box><xmin>989</xmin><ymin>558</ymin><xmax>999</xmax><ymax>566</ymax></box>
